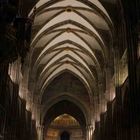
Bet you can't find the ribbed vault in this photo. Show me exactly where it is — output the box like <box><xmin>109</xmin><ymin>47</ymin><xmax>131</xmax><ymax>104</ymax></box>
<box><xmin>28</xmin><ymin>0</ymin><xmax>114</xmax><ymax>134</ymax></box>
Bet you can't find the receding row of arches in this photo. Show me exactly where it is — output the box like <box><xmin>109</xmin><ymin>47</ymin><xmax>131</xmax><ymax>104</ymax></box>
<box><xmin>0</xmin><ymin>0</ymin><xmax>139</xmax><ymax>140</ymax></box>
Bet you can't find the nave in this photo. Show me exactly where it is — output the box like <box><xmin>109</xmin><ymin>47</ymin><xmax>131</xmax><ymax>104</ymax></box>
<box><xmin>0</xmin><ymin>0</ymin><xmax>139</xmax><ymax>140</ymax></box>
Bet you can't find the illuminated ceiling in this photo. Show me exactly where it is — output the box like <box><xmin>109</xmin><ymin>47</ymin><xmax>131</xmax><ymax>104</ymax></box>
<box><xmin>28</xmin><ymin>0</ymin><xmax>114</xmax><ymax>126</ymax></box>
<box><xmin>50</xmin><ymin>114</ymin><xmax>80</xmax><ymax>127</ymax></box>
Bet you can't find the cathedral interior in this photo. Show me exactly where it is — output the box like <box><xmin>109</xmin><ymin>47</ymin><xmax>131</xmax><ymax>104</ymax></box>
<box><xmin>0</xmin><ymin>0</ymin><xmax>140</xmax><ymax>140</ymax></box>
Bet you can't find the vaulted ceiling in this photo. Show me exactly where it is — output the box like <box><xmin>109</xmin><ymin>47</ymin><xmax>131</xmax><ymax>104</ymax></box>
<box><xmin>28</xmin><ymin>0</ymin><xmax>114</xmax><ymax>129</ymax></box>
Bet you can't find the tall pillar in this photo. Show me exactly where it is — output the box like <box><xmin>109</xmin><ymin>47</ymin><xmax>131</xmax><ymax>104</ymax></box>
<box><xmin>105</xmin><ymin>65</ymin><xmax>115</xmax><ymax>102</ymax></box>
<box><xmin>86</xmin><ymin>125</ymin><xmax>89</xmax><ymax>140</ymax></box>
<box><xmin>37</xmin><ymin>125</ymin><xmax>44</xmax><ymax>140</ymax></box>
<box><xmin>86</xmin><ymin>125</ymin><xmax>94</xmax><ymax>140</ymax></box>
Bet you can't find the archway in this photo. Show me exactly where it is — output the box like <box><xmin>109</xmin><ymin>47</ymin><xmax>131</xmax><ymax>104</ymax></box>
<box><xmin>45</xmin><ymin>113</ymin><xmax>84</xmax><ymax>140</ymax></box>
<box><xmin>43</xmin><ymin>100</ymin><xmax>87</xmax><ymax>140</ymax></box>
<box><xmin>60</xmin><ymin>131</ymin><xmax>70</xmax><ymax>140</ymax></box>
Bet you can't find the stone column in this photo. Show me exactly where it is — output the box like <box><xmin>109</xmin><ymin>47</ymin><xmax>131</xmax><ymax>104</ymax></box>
<box><xmin>94</xmin><ymin>96</ymin><xmax>100</xmax><ymax>122</ymax></box>
<box><xmin>86</xmin><ymin>125</ymin><xmax>89</xmax><ymax>140</ymax></box>
<box><xmin>37</xmin><ymin>125</ymin><xmax>44</xmax><ymax>140</ymax></box>
<box><xmin>86</xmin><ymin>125</ymin><xmax>94</xmax><ymax>140</ymax></box>
<box><xmin>105</xmin><ymin>65</ymin><xmax>115</xmax><ymax>102</ymax></box>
